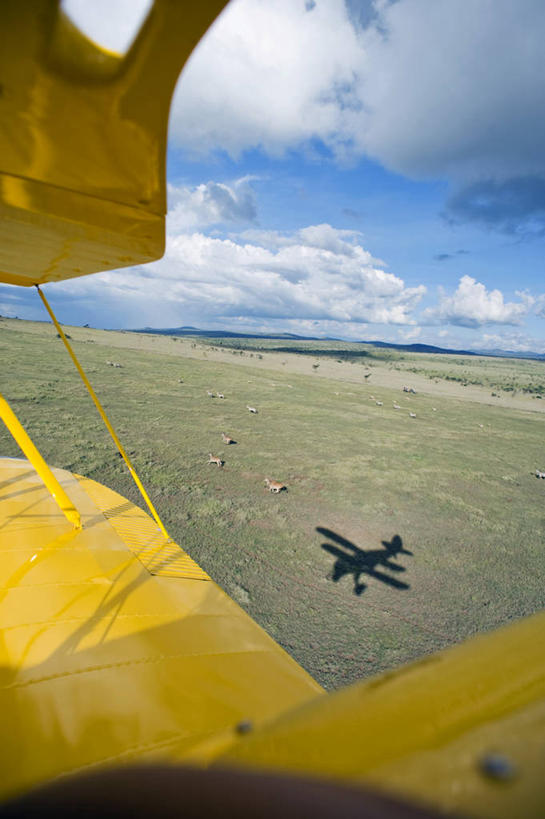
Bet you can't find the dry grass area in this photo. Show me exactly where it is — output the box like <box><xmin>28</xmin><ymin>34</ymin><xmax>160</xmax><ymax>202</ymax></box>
<box><xmin>5</xmin><ymin>318</ymin><xmax>545</xmax><ymax>412</ymax></box>
<box><xmin>2</xmin><ymin>317</ymin><xmax>544</xmax><ymax>689</ymax></box>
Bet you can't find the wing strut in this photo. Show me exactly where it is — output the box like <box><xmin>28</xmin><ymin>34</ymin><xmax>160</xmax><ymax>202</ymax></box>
<box><xmin>36</xmin><ymin>285</ymin><xmax>170</xmax><ymax>540</ymax></box>
<box><xmin>0</xmin><ymin>391</ymin><xmax>81</xmax><ymax>529</ymax></box>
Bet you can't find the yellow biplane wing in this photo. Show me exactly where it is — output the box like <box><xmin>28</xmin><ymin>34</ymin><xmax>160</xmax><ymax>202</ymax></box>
<box><xmin>0</xmin><ymin>0</ymin><xmax>226</xmax><ymax>285</ymax></box>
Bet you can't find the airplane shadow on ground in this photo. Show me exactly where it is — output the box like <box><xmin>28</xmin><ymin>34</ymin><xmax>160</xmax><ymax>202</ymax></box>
<box><xmin>317</xmin><ymin>527</ymin><xmax>413</xmax><ymax>596</ymax></box>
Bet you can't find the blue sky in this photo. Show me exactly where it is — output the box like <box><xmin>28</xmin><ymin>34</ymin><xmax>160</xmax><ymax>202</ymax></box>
<box><xmin>2</xmin><ymin>0</ymin><xmax>545</xmax><ymax>352</ymax></box>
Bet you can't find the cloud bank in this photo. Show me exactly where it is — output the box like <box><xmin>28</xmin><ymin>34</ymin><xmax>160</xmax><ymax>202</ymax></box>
<box><xmin>170</xmin><ymin>0</ymin><xmax>545</xmax><ymax>182</ymax></box>
<box><xmin>52</xmin><ymin>219</ymin><xmax>424</xmax><ymax>330</ymax></box>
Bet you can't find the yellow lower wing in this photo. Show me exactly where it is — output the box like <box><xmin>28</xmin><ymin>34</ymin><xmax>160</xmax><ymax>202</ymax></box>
<box><xmin>0</xmin><ymin>457</ymin><xmax>322</xmax><ymax>800</ymax></box>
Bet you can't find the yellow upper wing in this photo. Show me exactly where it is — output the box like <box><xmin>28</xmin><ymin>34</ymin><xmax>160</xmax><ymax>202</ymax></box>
<box><xmin>0</xmin><ymin>0</ymin><xmax>227</xmax><ymax>286</ymax></box>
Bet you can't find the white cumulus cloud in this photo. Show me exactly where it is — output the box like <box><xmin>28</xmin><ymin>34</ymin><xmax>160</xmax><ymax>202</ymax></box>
<box><xmin>422</xmin><ymin>276</ymin><xmax>532</xmax><ymax>328</ymax></box>
<box><xmin>171</xmin><ymin>0</ymin><xmax>363</xmax><ymax>160</ymax></box>
<box><xmin>167</xmin><ymin>178</ymin><xmax>258</xmax><ymax>232</ymax></box>
<box><xmin>397</xmin><ymin>326</ymin><xmax>422</xmax><ymax>342</ymax></box>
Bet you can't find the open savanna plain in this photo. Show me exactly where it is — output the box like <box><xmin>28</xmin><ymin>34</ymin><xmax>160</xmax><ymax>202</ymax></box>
<box><xmin>2</xmin><ymin>317</ymin><xmax>544</xmax><ymax>690</ymax></box>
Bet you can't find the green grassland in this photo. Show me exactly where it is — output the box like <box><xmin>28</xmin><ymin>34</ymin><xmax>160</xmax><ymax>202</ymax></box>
<box><xmin>1</xmin><ymin>318</ymin><xmax>544</xmax><ymax>690</ymax></box>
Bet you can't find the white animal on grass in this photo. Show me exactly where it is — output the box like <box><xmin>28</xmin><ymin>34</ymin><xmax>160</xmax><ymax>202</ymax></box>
<box><xmin>432</xmin><ymin>407</ymin><xmax>437</xmax><ymax>411</ymax></box>
<box><xmin>206</xmin><ymin>390</ymin><xmax>215</xmax><ymax>397</ymax></box>
<box><xmin>217</xmin><ymin>393</ymin><xmax>225</xmax><ymax>399</ymax></box>
<box><xmin>247</xmin><ymin>405</ymin><xmax>258</xmax><ymax>413</ymax></box>
<box><xmin>393</xmin><ymin>403</ymin><xmax>401</xmax><ymax>410</ymax></box>
<box><xmin>376</xmin><ymin>400</ymin><xmax>383</xmax><ymax>406</ymax></box>
<box><xmin>535</xmin><ymin>469</ymin><xmax>545</xmax><ymax>479</ymax></box>
<box><xmin>264</xmin><ymin>478</ymin><xmax>287</xmax><ymax>493</ymax></box>
<box><xmin>208</xmin><ymin>454</ymin><xmax>224</xmax><ymax>467</ymax></box>
<box><xmin>409</xmin><ymin>412</ymin><xmax>417</xmax><ymax>418</ymax></box>
<box><xmin>221</xmin><ymin>432</ymin><xmax>235</xmax><ymax>444</ymax></box>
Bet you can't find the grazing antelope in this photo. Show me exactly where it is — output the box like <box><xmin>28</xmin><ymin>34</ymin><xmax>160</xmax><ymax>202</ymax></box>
<box><xmin>432</xmin><ymin>407</ymin><xmax>437</xmax><ymax>411</ymax></box>
<box><xmin>221</xmin><ymin>432</ymin><xmax>235</xmax><ymax>444</ymax></box>
<box><xmin>208</xmin><ymin>454</ymin><xmax>224</xmax><ymax>467</ymax></box>
<box><xmin>535</xmin><ymin>470</ymin><xmax>545</xmax><ymax>479</ymax></box>
<box><xmin>247</xmin><ymin>405</ymin><xmax>258</xmax><ymax>413</ymax></box>
<box><xmin>206</xmin><ymin>390</ymin><xmax>215</xmax><ymax>397</ymax></box>
<box><xmin>217</xmin><ymin>393</ymin><xmax>225</xmax><ymax>399</ymax></box>
<box><xmin>375</xmin><ymin>401</ymin><xmax>383</xmax><ymax>406</ymax></box>
<box><xmin>264</xmin><ymin>478</ymin><xmax>287</xmax><ymax>493</ymax></box>
<box><xmin>393</xmin><ymin>403</ymin><xmax>401</xmax><ymax>410</ymax></box>
<box><xmin>409</xmin><ymin>412</ymin><xmax>417</xmax><ymax>418</ymax></box>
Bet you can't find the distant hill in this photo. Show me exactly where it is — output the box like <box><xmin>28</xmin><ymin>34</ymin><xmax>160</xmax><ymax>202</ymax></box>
<box><xmin>358</xmin><ymin>340</ymin><xmax>477</xmax><ymax>356</ymax></box>
<box><xmin>133</xmin><ymin>326</ymin><xmax>319</xmax><ymax>341</ymax></box>
<box><xmin>470</xmin><ymin>347</ymin><xmax>545</xmax><ymax>361</ymax></box>
<box><xmin>129</xmin><ymin>326</ymin><xmax>545</xmax><ymax>361</ymax></box>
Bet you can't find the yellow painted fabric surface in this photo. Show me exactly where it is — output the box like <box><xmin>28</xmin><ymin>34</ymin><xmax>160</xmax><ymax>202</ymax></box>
<box><xmin>0</xmin><ymin>0</ymin><xmax>228</xmax><ymax>284</ymax></box>
<box><xmin>219</xmin><ymin>608</ymin><xmax>545</xmax><ymax>818</ymax></box>
<box><xmin>0</xmin><ymin>457</ymin><xmax>322</xmax><ymax>800</ymax></box>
